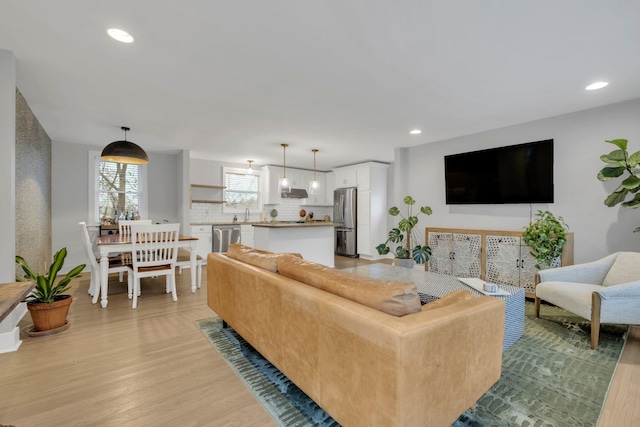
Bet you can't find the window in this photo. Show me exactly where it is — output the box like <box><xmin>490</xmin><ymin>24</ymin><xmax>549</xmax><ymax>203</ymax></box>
<box><xmin>223</xmin><ymin>167</ymin><xmax>261</xmax><ymax>212</ymax></box>
<box><xmin>88</xmin><ymin>151</ymin><xmax>147</xmax><ymax>223</ymax></box>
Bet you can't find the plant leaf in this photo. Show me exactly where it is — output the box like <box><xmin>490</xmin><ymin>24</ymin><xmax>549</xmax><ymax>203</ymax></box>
<box><xmin>403</xmin><ymin>196</ymin><xmax>415</xmax><ymax>205</ymax></box>
<box><xmin>420</xmin><ymin>206</ymin><xmax>432</xmax><ymax>215</ymax></box>
<box><xmin>621</xmin><ymin>174</ymin><xmax>640</xmax><ymax>190</ymax></box>
<box><xmin>376</xmin><ymin>244</ymin><xmax>390</xmax><ymax>255</ymax></box>
<box><xmin>604</xmin><ymin>189</ymin><xmax>629</xmax><ymax>207</ymax></box>
<box><xmin>47</xmin><ymin>248</ymin><xmax>68</xmax><ymax>288</ymax></box>
<box><xmin>628</xmin><ymin>151</ymin><xmax>640</xmax><ymax>167</ymax></box>
<box><xmin>621</xmin><ymin>193</ymin><xmax>640</xmax><ymax>208</ymax></box>
<box><xmin>388</xmin><ymin>206</ymin><xmax>399</xmax><ymax>216</ymax></box>
<box><xmin>597</xmin><ymin>166</ymin><xmax>626</xmax><ymax>181</ymax></box>
<box><xmin>606</xmin><ymin>139</ymin><xmax>628</xmax><ymax>151</ymax></box>
<box><xmin>15</xmin><ymin>255</ymin><xmax>38</xmax><ymax>281</ymax></box>
<box><xmin>387</xmin><ymin>228</ymin><xmax>403</xmax><ymax>243</ymax></box>
<box><xmin>412</xmin><ymin>245</ymin><xmax>429</xmax><ymax>264</ymax></box>
<box><xmin>395</xmin><ymin>246</ymin><xmax>409</xmax><ymax>259</ymax></box>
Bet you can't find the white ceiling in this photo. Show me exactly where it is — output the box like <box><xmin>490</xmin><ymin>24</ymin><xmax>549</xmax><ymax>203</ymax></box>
<box><xmin>1</xmin><ymin>0</ymin><xmax>640</xmax><ymax>171</ymax></box>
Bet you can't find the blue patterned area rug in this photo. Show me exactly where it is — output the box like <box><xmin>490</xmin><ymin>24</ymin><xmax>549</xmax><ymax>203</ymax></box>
<box><xmin>196</xmin><ymin>302</ymin><xmax>627</xmax><ymax>427</ymax></box>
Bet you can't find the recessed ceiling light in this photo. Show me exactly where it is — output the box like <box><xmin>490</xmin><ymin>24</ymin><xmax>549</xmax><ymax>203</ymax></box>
<box><xmin>410</xmin><ymin>129</ymin><xmax>422</xmax><ymax>135</ymax></box>
<box><xmin>107</xmin><ymin>28</ymin><xmax>134</xmax><ymax>43</ymax></box>
<box><xmin>585</xmin><ymin>81</ymin><xmax>608</xmax><ymax>91</ymax></box>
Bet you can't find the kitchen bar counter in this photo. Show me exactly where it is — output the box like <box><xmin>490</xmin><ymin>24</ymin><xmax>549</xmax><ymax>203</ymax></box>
<box><xmin>253</xmin><ymin>223</ymin><xmax>335</xmax><ymax>267</ymax></box>
<box><xmin>253</xmin><ymin>222</ymin><xmax>337</xmax><ymax>228</ymax></box>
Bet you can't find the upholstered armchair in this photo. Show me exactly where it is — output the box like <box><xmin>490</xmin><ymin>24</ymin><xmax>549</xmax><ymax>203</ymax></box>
<box><xmin>535</xmin><ymin>252</ymin><xmax>640</xmax><ymax>350</ymax></box>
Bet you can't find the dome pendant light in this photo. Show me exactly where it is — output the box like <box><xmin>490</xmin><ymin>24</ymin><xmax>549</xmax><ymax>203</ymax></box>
<box><xmin>101</xmin><ymin>126</ymin><xmax>149</xmax><ymax>164</ymax></box>
<box><xmin>278</xmin><ymin>143</ymin><xmax>291</xmax><ymax>194</ymax></box>
<box><xmin>309</xmin><ymin>149</ymin><xmax>320</xmax><ymax>195</ymax></box>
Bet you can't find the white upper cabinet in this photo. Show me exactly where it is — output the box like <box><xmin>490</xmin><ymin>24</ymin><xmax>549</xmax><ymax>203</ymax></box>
<box><xmin>333</xmin><ymin>167</ymin><xmax>357</xmax><ymax>188</ymax></box>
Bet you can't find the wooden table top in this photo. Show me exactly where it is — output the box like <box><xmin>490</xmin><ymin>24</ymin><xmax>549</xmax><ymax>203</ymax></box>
<box><xmin>97</xmin><ymin>234</ymin><xmax>198</xmax><ymax>245</ymax></box>
<box><xmin>0</xmin><ymin>281</ymin><xmax>35</xmax><ymax>323</ymax></box>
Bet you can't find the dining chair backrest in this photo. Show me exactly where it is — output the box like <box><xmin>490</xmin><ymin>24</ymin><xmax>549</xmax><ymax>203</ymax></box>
<box><xmin>119</xmin><ymin>219</ymin><xmax>153</xmax><ymax>235</ymax></box>
<box><xmin>130</xmin><ymin>223</ymin><xmax>181</xmax><ymax>269</ymax></box>
<box><xmin>79</xmin><ymin>221</ymin><xmax>99</xmax><ymax>270</ymax></box>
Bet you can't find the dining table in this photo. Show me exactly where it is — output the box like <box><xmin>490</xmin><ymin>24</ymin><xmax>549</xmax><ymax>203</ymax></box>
<box><xmin>96</xmin><ymin>233</ymin><xmax>199</xmax><ymax>308</ymax></box>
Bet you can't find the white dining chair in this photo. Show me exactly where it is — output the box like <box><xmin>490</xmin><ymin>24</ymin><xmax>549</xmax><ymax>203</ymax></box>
<box><xmin>127</xmin><ymin>223</ymin><xmax>181</xmax><ymax>309</ymax></box>
<box><xmin>176</xmin><ymin>249</ymin><xmax>203</xmax><ymax>289</ymax></box>
<box><xmin>118</xmin><ymin>219</ymin><xmax>152</xmax><ymax>235</ymax></box>
<box><xmin>78</xmin><ymin>221</ymin><xmax>130</xmax><ymax>303</ymax></box>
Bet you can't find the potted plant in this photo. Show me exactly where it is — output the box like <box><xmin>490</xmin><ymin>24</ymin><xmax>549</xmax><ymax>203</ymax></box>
<box><xmin>597</xmin><ymin>138</ymin><xmax>640</xmax><ymax>232</ymax></box>
<box><xmin>523</xmin><ymin>210</ymin><xmax>569</xmax><ymax>269</ymax></box>
<box><xmin>376</xmin><ymin>196</ymin><xmax>433</xmax><ymax>268</ymax></box>
<box><xmin>16</xmin><ymin>247</ymin><xmax>85</xmax><ymax>333</ymax></box>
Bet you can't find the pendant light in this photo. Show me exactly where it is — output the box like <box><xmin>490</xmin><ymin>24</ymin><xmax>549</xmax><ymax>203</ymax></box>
<box><xmin>101</xmin><ymin>126</ymin><xmax>149</xmax><ymax>164</ymax></box>
<box><xmin>309</xmin><ymin>149</ymin><xmax>320</xmax><ymax>195</ymax></box>
<box><xmin>278</xmin><ymin>143</ymin><xmax>291</xmax><ymax>194</ymax></box>
<box><xmin>246</xmin><ymin>160</ymin><xmax>254</xmax><ymax>175</ymax></box>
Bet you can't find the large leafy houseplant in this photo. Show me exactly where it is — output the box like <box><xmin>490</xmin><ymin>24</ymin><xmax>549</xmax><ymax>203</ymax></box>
<box><xmin>376</xmin><ymin>196</ymin><xmax>433</xmax><ymax>264</ymax></box>
<box><xmin>16</xmin><ymin>247</ymin><xmax>85</xmax><ymax>303</ymax></box>
<box><xmin>523</xmin><ymin>210</ymin><xmax>568</xmax><ymax>269</ymax></box>
<box><xmin>597</xmin><ymin>138</ymin><xmax>640</xmax><ymax>232</ymax></box>
<box><xmin>16</xmin><ymin>247</ymin><xmax>85</xmax><ymax>333</ymax></box>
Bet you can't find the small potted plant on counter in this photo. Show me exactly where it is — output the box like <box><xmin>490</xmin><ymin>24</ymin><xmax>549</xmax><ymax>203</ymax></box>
<box><xmin>523</xmin><ymin>210</ymin><xmax>569</xmax><ymax>269</ymax></box>
<box><xmin>376</xmin><ymin>196</ymin><xmax>433</xmax><ymax>268</ymax></box>
<box><xmin>16</xmin><ymin>247</ymin><xmax>85</xmax><ymax>335</ymax></box>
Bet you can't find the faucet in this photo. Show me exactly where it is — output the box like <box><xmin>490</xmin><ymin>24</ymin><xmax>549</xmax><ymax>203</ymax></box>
<box><xmin>244</xmin><ymin>207</ymin><xmax>250</xmax><ymax>222</ymax></box>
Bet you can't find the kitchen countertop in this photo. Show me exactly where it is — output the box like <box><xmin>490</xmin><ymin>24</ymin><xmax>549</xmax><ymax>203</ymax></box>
<box><xmin>191</xmin><ymin>221</ymin><xmax>337</xmax><ymax>227</ymax></box>
<box><xmin>252</xmin><ymin>222</ymin><xmax>338</xmax><ymax>228</ymax></box>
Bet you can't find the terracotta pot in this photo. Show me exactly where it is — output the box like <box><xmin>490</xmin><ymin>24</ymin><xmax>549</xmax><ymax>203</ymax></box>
<box><xmin>27</xmin><ymin>295</ymin><xmax>72</xmax><ymax>332</ymax></box>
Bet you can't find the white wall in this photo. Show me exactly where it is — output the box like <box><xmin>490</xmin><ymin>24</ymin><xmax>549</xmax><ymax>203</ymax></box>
<box><xmin>399</xmin><ymin>98</ymin><xmax>640</xmax><ymax>264</ymax></box>
<box><xmin>0</xmin><ymin>50</ymin><xmax>16</xmax><ymax>283</ymax></box>
<box><xmin>52</xmin><ymin>141</ymin><xmax>181</xmax><ymax>272</ymax></box>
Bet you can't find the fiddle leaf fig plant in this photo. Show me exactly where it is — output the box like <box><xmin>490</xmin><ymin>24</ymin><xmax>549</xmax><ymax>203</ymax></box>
<box><xmin>597</xmin><ymin>138</ymin><xmax>640</xmax><ymax>232</ymax></box>
<box><xmin>376</xmin><ymin>196</ymin><xmax>433</xmax><ymax>264</ymax></box>
<box><xmin>523</xmin><ymin>210</ymin><xmax>568</xmax><ymax>269</ymax></box>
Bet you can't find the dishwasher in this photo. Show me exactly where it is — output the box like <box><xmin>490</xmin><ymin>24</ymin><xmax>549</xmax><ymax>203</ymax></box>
<box><xmin>212</xmin><ymin>224</ymin><xmax>241</xmax><ymax>252</ymax></box>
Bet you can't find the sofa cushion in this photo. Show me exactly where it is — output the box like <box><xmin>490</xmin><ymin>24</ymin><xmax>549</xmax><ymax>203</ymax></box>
<box><xmin>602</xmin><ymin>252</ymin><xmax>640</xmax><ymax>286</ymax></box>
<box><xmin>277</xmin><ymin>255</ymin><xmax>421</xmax><ymax>316</ymax></box>
<box><xmin>227</xmin><ymin>244</ymin><xmax>302</xmax><ymax>273</ymax></box>
<box><xmin>421</xmin><ymin>290</ymin><xmax>474</xmax><ymax>311</ymax></box>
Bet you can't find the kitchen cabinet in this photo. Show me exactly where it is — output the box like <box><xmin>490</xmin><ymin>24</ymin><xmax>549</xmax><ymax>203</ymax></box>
<box><xmin>190</xmin><ymin>225</ymin><xmax>212</xmax><ymax>263</ymax></box>
<box><xmin>263</xmin><ymin>166</ymin><xmax>331</xmax><ymax>206</ymax></box>
<box><xmin>324</xmin><ymin>171</ymin><xmax>335</xmax><ymax>206</ymax></box>
<box><xmin>353</xmin><ymin>163</ymin><xmax>388</xmax><ymax>259</ymax></box>
<box><xmin>240</xmin><ymin>224</ymin><xmax>254</xmax><ymax>247</ymax></box>
<box><xmin>333</xmin><ymin>167</ymin><xmax>357</xmax><ymax>188</ymax></box>
<box><xmin>427</xmin><ymin>231</ymin><xmax>482</xmax><ymax>277</ymax></box>
<box><xmin>426</xmin><ymin>227</ymin><xmax>574</xmax><ymax>296</ymax></box>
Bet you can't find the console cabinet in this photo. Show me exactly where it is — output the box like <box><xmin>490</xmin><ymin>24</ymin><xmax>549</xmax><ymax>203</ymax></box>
<box><xmin>426</xmin><ymin>227</ymin><xmax>574</xmax><ymax>296</ymax></box>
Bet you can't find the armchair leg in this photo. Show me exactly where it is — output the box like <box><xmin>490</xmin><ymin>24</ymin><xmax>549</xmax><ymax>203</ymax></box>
<box><xmin>591</xmin><ymin>293</ymin><xmax>601</xmax><ymax>350</ymax></box>
<box><xmin>534</xmin><ymin>297</ymin><xmax>541</xmax><ymax>318</ymax></box>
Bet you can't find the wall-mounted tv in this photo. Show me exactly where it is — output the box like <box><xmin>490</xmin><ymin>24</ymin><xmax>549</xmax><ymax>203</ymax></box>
<box><xmin>444</xmin><ymin>139</ymin><xmax>554</xmax><ymax>205</ymax></box>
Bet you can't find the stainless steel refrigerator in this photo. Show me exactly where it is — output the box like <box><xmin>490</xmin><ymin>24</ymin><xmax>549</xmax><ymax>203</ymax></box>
<box><xmin>334</xmin><ymin>187</ymin><xmax>357</xmax><ymax>257</ymax></box>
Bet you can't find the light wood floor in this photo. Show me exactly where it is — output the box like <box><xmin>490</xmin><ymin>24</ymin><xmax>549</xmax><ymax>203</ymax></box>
<box><xmin>0</xmin><ymin>257</ymin><xmax>637</xmax><ymax>426</ymax></box>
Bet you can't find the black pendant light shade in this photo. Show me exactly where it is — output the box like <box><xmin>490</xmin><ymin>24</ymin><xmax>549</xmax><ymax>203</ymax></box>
<box><xmin>101</xmin><ymin>126</ymin><xmax>149</xmax><ymax>164</ymax></box>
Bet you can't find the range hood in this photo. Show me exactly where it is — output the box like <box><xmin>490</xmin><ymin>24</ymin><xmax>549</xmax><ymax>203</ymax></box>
<box><xmin>281</xmin><ymin>188</ymin><xmax>308</xmax><ymax>198</ymax></box>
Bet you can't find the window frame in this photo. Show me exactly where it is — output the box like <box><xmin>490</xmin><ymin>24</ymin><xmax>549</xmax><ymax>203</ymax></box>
<box><xmin>222</xmin><ymin>166</ymin><xmax>262</xmax><ymax>213</ymax></box>
<box><xmin>88</xmin><ymin>150</ymin><xmax>148</xmax><ymax>224</ymax></box>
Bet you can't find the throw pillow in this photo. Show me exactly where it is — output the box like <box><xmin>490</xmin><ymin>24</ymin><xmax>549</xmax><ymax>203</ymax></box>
<box><xmin>602</xmin><ymin>252</ymin><xmax>640</xmax><ymax>286</ymax></box>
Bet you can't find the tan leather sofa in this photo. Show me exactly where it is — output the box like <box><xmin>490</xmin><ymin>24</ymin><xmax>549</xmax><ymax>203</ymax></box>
<box><xmin>207</xmin><ymin>246</ymin><xmax>505</xmax><ymax>427</ymax></box>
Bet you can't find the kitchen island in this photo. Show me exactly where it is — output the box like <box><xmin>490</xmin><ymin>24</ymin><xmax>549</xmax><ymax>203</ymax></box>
<box><xmin>253</xmin><ymin>222</ymin><xmax>336</xmax><ymax>267</ymax></box>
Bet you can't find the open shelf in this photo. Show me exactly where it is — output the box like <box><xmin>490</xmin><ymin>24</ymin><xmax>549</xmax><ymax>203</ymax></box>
<box><xmin>190</xmin><ymin>184</ymin><xmax>226</xmax><ymax>207</ymax></box>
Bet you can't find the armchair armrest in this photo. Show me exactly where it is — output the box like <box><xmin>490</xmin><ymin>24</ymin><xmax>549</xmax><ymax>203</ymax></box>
<box><xmin>597</xmin><ymin>280</ymin><xmax>640</xmax><ymax>299</ymax></box>
<box><xmin>537</xmin><ymin>253</ymin><xmax>619</xmax><ymax>285</ymax></box>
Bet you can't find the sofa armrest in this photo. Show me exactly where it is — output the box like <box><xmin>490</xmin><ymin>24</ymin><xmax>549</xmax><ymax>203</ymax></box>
<box><xmin>597</xmin><ymin>280</ymin><xmax>640</xmax><ymax>299</ymax></box>
<box><xmin>537</xmin><ymin>253</ymin><xmax>619</xmax><ymax>285</ymax></box>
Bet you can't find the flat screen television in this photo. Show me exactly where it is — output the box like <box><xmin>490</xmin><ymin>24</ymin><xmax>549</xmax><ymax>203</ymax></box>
<box><xmin>444</xmin><ymin>139</ymin><xmax>554</xmax><ymax>204</ymax></box>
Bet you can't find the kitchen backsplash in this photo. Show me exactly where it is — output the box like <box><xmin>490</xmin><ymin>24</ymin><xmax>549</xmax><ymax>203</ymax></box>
<box><xmin>190</xmin><ymin>197</ymin><xmax>332</xmax><ymax>223</ymax></box>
